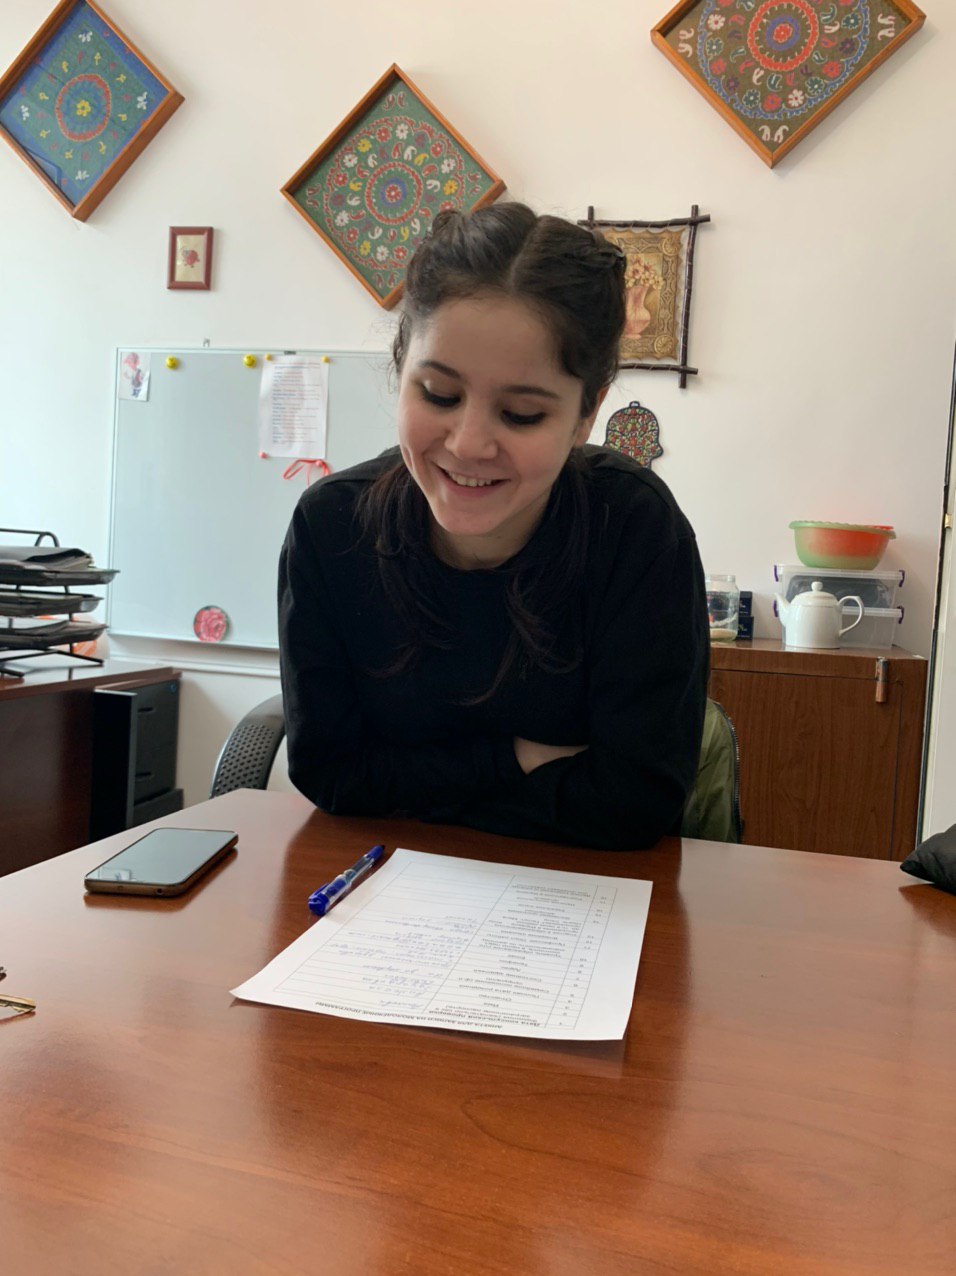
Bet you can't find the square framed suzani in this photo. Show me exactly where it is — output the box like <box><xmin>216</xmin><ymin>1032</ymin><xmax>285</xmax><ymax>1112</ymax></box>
<box><xmin>281</xmin><ymin>64</ymin><xmax>505</xmax><ymax>309</ymax></box>
<box><xmin>0</xmin><ymin>0</ymin><xmax>183</xmax><ymax>220</ymax></box>
<box><xmin>651</xmin><ymin>0</ymin><xmax>925</xmax><ymax>167</ymax></box>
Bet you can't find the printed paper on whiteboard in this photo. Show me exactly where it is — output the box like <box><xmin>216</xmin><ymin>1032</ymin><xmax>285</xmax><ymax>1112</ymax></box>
<box><xmin>118</xmin><ymin>351</ymin><xmax>151</xmax><ymax>401</ymax></box>
<box><xmin>258</xmin><ymin>356</ymin><xmax>329</xmax><ymax>459</ymax></box>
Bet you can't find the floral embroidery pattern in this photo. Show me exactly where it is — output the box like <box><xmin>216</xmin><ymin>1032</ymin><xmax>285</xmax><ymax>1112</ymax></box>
<box><xmin>0</xmin><ymin>0</ymin><xmax>168</xmax><ymax>209</ymax></box>
<box><xmin>55</xmin><ymin>74</ymin><xmax>112</xmax><ymax>140</ymax></box>
<box><xmin>696</xmin><ymin>0</ymin><xmax>869</xmax><ymax>122</ymax></box>
<box><xmin>604</xmin><ymin>402</ymin><xmax>664</xmax><ymax>469</ymax></box>
<box><xmin>290</xmin><ymin>85</ymin><xmax>499</xmax><ymax>304</ymax></box>
<box><xmin>661</xmin><ymin>0</ymin><xmax>920</xmax><ymax>160</ymax></box>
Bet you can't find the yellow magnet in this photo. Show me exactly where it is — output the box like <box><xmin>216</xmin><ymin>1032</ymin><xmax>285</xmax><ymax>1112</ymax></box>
<box><xmin>264</xmin><ymin>353</ymin><xmax>274</xmax><ymax>361</ymax></box>
<box><xmin>243</xmin><ymin>354</ymin><xmax>257</xmax><ymax>368</ymax></box>
<box><xmin>165</xmin><ymin>356</ymin><xmax>179</xmax><ymax>370</ymax></box>
<box><xmin>321</xmin><ymin>355</ymin><xmax>331</xmax><ymax>363</ymax></box>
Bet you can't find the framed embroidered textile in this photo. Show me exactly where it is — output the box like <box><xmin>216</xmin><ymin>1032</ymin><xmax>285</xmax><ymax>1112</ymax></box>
<box><xmin>651</xmin><ymin>0</ymin><xmax>925</xmax><ymax>167</ymax></box>
<box><xmin>0</xmin><ymin>0</ymin><xmax>182</xmax><ymax>220</ymax></box>
<box><xmin>281</xmin><ymin>64</ymin><xmax>505</xmax><ymax>309</ymax></box>
<box><xmin>580</xmin><ymin>206</ymin><xmax>710</xmax><ymax>386</ymax></box>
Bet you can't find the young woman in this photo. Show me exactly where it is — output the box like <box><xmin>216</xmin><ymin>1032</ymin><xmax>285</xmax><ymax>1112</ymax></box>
<box><xmin>278</xmin><ymin>203</ymin><xmax>708</xmax><ymax>851</ymax></box>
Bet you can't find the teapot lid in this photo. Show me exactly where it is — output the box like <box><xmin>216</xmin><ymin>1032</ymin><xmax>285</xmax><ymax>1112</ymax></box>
<box><xmin>794</xmin><ymin>581</ymin><xmax>839</xmax><ymax>607</ymax></box>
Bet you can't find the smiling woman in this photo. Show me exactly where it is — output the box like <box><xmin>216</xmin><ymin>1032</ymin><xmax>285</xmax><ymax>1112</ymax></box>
<box><xmin>278</xmin><ymin>204</ymin><xmax>709</xmax><ymax>851</ymax></box>
<box><xmin>397</xmin><ymin>292</ymin><xmax>602</xmax><ymax>570</ymax></box>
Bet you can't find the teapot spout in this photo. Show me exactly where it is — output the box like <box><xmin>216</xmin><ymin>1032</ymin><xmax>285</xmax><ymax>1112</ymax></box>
<box><xmin>775</xmin><ymin>593</ymin><xmax>790</xmax><ymax>624</ymax></box>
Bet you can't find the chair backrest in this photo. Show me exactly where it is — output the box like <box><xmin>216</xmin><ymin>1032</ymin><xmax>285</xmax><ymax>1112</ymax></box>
<box><xmin>209</xmin><ymin>694</ymin><xmax>286</xmax><ymax>797</ymax></box>
<box><xmin>680</xmin><ymin>698</ymin><xmax>743</xmax><ymax>843</ymax></box>
<box><xmin>209</xmin><ymin>692</ymin><xmax>743</xmax><ymax>842</ymax></box>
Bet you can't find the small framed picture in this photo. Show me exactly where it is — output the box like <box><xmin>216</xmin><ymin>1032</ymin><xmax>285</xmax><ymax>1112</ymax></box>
<box><xmin>0</xmin><ymin>0</ymin><xmax>183</xmax><ymax>221</ymax></box>
<box><xmin>167</xmin><ymin>226</ymin><xmax>213</xmax><ymax>290</ymax></box>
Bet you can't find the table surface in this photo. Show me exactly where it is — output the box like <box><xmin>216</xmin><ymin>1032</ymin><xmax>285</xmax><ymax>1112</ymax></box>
<box><xmin>1</xmin><ymin>790</ymin><xmax>953</xmax><ymax>1275</ymax></box>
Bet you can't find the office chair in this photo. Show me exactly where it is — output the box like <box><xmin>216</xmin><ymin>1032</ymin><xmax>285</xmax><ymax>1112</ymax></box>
<box><xmin>210</xmin><ymin>694</ymin><xmax>742</xmax><ymax>844</ymax></box>
<box><xmin>209</xmin><ymin>694</ymin><xmax>286</xmax><ymax>797</ymax></box>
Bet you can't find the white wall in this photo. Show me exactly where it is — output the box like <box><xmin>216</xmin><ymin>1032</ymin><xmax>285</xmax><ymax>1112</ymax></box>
<box><xmin>2</xmin><ymin>1</ymin><xmax>954</xmax><ymax>807</ymax></box>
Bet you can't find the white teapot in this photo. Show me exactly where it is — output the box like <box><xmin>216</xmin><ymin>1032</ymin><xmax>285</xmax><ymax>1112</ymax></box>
<box><xmin>775</xmin><ymin>581</ymin><xmax>864</xmax><ymax>650</ymax></box>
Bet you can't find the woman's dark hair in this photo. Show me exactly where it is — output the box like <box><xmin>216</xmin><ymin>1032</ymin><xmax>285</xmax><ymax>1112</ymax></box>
<box><xmin>359</xmin><ymin>203</ymin><xmax>627</xmax><ymax>699</ymax></box>
<box><xmin>394</xmin><ymin>202</ymin><xmax>625</xmax><ymax>416</ymax></box>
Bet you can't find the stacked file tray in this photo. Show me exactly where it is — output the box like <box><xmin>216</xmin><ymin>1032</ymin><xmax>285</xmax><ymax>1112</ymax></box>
<box><xmin>0</xmin><ymin>529</ymin><xmax>117</xmax><ymax>676</ymax></box>
<box><xmin>773</xmin><ymin>563</ymin><xmax>904</xmax><ymax>649</ymax></box>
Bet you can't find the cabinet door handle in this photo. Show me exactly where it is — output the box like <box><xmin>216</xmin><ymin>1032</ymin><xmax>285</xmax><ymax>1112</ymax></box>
<box><xmin>875</xmin><ymin>658</ymin><xmax>889</xmax><ymax>704</ymax></box>
<box><xmin>137</xmin><ymin>705</ymin><xmax>156</xmax><ymax>715</ymax></box>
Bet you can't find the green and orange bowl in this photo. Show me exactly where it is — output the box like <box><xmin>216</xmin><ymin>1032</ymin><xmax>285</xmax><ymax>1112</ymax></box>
<box><xmin>789</xmin><ymin>521</ymin><xmax>896</xmax><ymax>570</ymax></box>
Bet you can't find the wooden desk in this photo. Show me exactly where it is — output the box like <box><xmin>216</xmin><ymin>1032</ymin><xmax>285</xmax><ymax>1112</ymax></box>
<box><xmin>1</xmin><ymin>791</ymin><xmax>953</xmax><ymax>1274</ymax></box>
<box><xmin>0</xmin><ymin>660</ymin><xmax>179</xmax><ymax>875</ymax></box>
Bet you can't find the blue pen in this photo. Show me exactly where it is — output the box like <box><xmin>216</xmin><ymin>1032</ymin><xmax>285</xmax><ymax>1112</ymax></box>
<box><xmin>308</xmin><ymin>845</ymin><xmax>385</xmax><ymax>917</ymax></box>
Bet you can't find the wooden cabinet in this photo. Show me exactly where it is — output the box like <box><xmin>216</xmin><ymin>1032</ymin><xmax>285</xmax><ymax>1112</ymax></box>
<box><xmin>0</xmin><ymin>661</ymin><xmax>180</xmax><ymax>876</ymax></box>
<box><xmin>710</xmin><ymin>640</ymin><xmax>928</xmax><ymax>860</ymax></box>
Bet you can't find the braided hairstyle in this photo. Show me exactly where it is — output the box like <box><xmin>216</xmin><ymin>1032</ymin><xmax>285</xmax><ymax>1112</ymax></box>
<box><xmin>359</xmin><ymin>202</ymin><xmax>626</xmax><ymax>699</ymax></box>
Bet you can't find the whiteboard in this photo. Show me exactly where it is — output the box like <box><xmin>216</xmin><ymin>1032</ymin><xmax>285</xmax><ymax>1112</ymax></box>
<box><xmin>108</xmin><ymin>348</ymin><xmax>397</xmax><ymax>648</ymax></box>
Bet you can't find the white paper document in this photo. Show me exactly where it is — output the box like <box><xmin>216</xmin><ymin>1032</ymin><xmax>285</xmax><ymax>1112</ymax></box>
<box><xmin>231</xmin><ymin>848</ymin><xmax>652</xmax><ymax>1040</ymax></box>
<box><xmin>257</xmin><ymin>355</ymin><xmax>329</xmax><ymax>458</ymax></box>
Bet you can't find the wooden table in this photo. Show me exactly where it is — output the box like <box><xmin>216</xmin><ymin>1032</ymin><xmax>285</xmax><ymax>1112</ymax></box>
<box><xmin>1</xmin><ymin>790</ymin><xmax>953</xmax><ymax>1274</ymax></box>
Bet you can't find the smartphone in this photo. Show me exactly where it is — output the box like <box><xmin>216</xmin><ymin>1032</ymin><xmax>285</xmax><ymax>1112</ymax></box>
<box><xmin>84</xmin><ymin>828</ymin><xmax>238</xmax><ymax>896</ymax></box>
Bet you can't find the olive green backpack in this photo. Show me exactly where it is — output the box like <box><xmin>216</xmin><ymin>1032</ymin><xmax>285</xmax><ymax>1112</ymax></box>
<box><xmin>680</xmin><ymin>699</ymin><xmax>742</xmax><ymax>844</ymax></box>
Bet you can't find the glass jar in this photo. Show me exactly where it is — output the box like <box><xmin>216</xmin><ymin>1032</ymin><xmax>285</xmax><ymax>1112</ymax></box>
<box><xmin>705</xmin><ymin>574</ymin><xmax>740</xmax><ymax>643</ymax></box>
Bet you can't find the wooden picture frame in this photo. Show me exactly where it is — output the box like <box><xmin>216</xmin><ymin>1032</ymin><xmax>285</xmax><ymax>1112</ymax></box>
<box><xmin>167</xmin><ymin>226</ymin><xmax>213</xmax><ymax>290</ymax></box>
<box><xmin>0</xmin><ymin>0</ymin><xmax>183</xmax><ymax>221</ymax></box>
<box><xmin>580</xmin><ymin>206</ymin><xmax>710</xmax><ymax>387</ymax></box>
<box><xmin>651</xmin><ymin>0</ymin><xmax>925</xmax><ymax>168</ymax></box>
<box><xmin>281</xmin><ymin>64</ymin><xmax>505</xmax><ymax>310</ymax></box>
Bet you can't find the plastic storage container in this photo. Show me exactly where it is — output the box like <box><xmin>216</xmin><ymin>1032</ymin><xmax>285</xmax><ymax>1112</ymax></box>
<box><xmin>774</xmin><ymin>563</ymin><xmax>903</xmax><ymax>610</ymax></box>
<box><xmin>838</xmin><ymin>604</ymin><xmax>903</xmax><ymax>649</ymax></box>
<box><xmin>772</xmin><ymin>597</ymin><xmax>903</xmax><ymax>648</ymax></box>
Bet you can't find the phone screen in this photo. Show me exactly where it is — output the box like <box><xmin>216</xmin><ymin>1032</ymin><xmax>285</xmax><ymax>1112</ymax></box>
<box><xmin>85</xmin><ymin>828</ymin><xmax>237</xmax><ymax>887</ymax></box>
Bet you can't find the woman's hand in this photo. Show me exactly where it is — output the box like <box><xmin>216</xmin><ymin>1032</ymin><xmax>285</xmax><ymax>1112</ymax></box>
<box><xmin>514</xmin><ymin>738</ymin><xmax>588</xmax><ymax>776</ymax></box>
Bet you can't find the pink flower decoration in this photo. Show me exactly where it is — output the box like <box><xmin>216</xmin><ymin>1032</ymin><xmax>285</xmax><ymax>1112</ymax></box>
<box><xmin>763</xmin><ymin>93</ymin><xmax>782</xmax><ymax>110</ymax></box>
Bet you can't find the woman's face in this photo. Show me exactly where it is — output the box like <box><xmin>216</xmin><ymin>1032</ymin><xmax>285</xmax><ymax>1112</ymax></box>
<box><xmin>397</xmin><ymin>293</ymin><xmax>606</xmax><ymax>569</ymax></box>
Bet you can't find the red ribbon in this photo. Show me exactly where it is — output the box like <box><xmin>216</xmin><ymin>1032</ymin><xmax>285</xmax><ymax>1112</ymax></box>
<box><xmin>280</xmin><ymin>458</ymin><xmax>331</xmax><ymax>485</ymax></box>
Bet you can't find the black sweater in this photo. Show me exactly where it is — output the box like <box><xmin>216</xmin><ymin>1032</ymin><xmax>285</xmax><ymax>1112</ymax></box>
<box><xmin>278</xmin><ymin>446</ymin><xmax>709</xmax><ymax>851</ymax></box>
